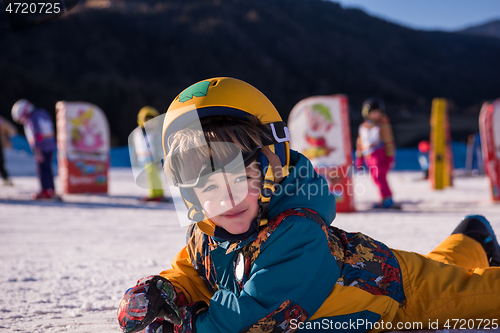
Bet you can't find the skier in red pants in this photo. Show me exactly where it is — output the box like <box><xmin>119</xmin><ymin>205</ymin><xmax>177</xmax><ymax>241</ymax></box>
<box><xmin>355</xmin><ymin>98</ymin><xmax>396</xmax><ymax>208</ymax></box>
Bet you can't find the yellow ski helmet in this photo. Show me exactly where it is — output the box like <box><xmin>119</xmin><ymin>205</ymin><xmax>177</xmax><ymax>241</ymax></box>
<box><xmin>162</xmin><ymin>77</ymin><xmax>290</xmax><ymax>234</ymax></box>
<box><xmin>137</xmin><ymin>106</ymin><xmax>160</xmax><ymax>127</ymax></box>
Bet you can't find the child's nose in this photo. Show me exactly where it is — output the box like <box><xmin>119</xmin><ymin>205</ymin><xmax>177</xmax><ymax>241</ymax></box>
<box><xmin>220</xmin><ymin>184</ymin><xmax>235</xmax><ymax>208</ymax></box>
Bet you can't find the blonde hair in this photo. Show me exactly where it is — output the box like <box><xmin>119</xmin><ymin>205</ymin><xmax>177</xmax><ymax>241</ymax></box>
<box><xmin>165</xmin><ymin>115</ymin><xmax>269</xmax><ymax>184</ymax></box>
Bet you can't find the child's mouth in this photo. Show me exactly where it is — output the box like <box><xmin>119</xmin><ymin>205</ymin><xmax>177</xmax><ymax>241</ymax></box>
<box><xmin>222</xmin><ymin>209</ymin><xmax>247</xmax><ymax>218</ymax></box>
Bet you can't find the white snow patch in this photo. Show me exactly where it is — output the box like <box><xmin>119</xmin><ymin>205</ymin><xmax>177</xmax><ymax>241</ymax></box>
<box><xmin>1</xmin><ymin>168</ymin><xmax>499</xmax><ymax>332</ymax></box>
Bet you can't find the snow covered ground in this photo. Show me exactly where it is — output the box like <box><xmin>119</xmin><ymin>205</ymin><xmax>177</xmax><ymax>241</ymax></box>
<box><xmin>1</xmin><ymin>151</ymin><xmax>500</xmax><ymax>332</ymax></box>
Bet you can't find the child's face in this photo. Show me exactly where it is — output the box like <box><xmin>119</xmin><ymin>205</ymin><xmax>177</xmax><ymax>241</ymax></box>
<box><xmin>193</xmin><ymin>161</ymin><xmax>262</xmax><ymax>235</ymax></box>
<box><xmin>368</xmin><ymin>109</ymin><xmax>381</xmax><ymax>121</ymax></box>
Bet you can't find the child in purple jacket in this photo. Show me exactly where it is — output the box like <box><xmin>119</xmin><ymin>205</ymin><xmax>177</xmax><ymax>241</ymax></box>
<box><xmin>12</xmin><ymin>99</ymin><xmax>57</xmax><ymax>199</ymax></box>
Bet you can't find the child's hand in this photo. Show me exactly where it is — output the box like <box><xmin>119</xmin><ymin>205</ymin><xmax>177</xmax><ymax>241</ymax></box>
<box><xmin>117</xmin><ymin>275</ymin><xmax>182</xmax><ymax>333</ymax></box>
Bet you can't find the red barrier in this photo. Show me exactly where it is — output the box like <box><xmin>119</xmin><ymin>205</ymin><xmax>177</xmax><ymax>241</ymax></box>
<box><xmin>479</xmin><ymin>99</ymin><xmax>500</xmax><ymax>201</ymax></box>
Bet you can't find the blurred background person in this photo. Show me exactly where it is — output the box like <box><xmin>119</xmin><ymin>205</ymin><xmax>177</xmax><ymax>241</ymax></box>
<box><xmin>355</xmin><ymin>97</ymin><xmax>396</xmax><ymax>208</ymax></box>
<box><xmin>0</xmin><ymin>115</ymin><xmax>17</xmax><ymax>186</ymax></box>
<box><xmin>466</xmin><ymin>133</ymin><xmax>484</xmax><ymax>176</ymax></box>
<box><xmin>11</xmin><ymin>99</ymin><xmax>57</xmax><ymax>199</ymax></box>
<box><xmin>133</xmin><ymin>106</ymin><xmax>169</xmax><ymax>202</ymax></box>
<box><xmin>418</xmin><ymin>140</ymin><xmax>430</xmax><ymax>180</ymax></box>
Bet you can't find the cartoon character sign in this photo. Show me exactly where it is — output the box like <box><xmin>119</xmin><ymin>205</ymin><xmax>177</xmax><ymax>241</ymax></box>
<box><xmin>479</xmin><ymin>99</ymin><xmax>500</xmax><ymax>201</ymax></box>
<box><xmin>289</xmin><ymin>95</ymin><xmax>354</xmax><ymax>212</ymax></box>
<box><xmin>303</xmin><ymin>103</ymin><xmax>336</xmax><ymax>161</ymax></box>
<box><xmin>69</xmin><ymin>108</ymin><xmax>105</xmax><ymax>153</ymax></box>
<box><xmin>56</xmin><ymin>101</ymin><xmax>110</xmax><ymax>193</ymax></box>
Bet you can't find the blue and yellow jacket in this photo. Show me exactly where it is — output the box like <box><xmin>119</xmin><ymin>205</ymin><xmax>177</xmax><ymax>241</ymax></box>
<box><xmin>160</xmin><ymin>150</ymin><xmax>405</xmax><ymax>332</ymax></box>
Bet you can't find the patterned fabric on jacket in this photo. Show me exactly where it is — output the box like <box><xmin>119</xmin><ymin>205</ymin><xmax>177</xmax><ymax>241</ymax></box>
<box><xmin>185</xmin><ymin>207</ymin><xmax>405</xmax><ymax>310</ymax></box>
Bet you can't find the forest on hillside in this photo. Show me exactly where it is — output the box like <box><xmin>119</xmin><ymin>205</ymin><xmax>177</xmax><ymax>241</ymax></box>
<box><xmin>1</xmin><ymin>0</ymin><xmax>500</xmax><ymax>146</ymax></box>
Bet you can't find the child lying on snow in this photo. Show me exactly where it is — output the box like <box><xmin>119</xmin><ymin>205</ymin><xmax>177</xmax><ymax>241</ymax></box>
<box><xmin>118</xmin><ymin>77</ymin><xmax>500</xmax><ymax>333</ymax></box>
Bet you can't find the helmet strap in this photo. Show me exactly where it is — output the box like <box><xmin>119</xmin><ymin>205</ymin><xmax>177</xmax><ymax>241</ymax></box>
<box><xmin>256</xmin><ymin>146</ymin><xmax>285</xmax><ymax>227</ymax></box>
<box><xmin>260</xmin><ymin>146</ymin><xmax>284</xmax><ymax>183</ymax></box>
<box><xmin>256</xmin><ymin>200</ymin><xmax>270</xmax><ymax>227</ymax></box>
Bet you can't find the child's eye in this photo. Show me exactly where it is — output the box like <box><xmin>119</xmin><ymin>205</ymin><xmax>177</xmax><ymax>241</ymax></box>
<box><xmin>202</xmin><ymin>184</ymin><xmax>217</xmax><ymax>193</ymax></box>
<box><xmin>235</xmin><ymin>175</ymin><xmax>250</xmax><ymax>182</ymax></box>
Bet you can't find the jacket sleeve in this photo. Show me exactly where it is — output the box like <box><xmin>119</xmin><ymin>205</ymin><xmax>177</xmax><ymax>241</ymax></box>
<box><xmin>159</xmin><ymin>246</ymin><xmax>214</xmax><ymax>306</ymax></box>
<box><xmin>195</xmin><ymin>218</ymin><xmax>340</xmax><ymax>333</ymax></box>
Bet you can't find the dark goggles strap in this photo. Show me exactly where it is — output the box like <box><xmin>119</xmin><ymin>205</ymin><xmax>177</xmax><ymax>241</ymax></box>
<box><xmin>174</xmin><ymin>147</ymin><xmax>259</xmax><ymax>188</ymax></box>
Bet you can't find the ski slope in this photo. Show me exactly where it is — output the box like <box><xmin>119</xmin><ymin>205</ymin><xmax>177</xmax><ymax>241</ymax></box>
<box><xmin>1</xmin><ymin>153</ymin><xmax>500</xmax><ymax>332</ymax></box>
